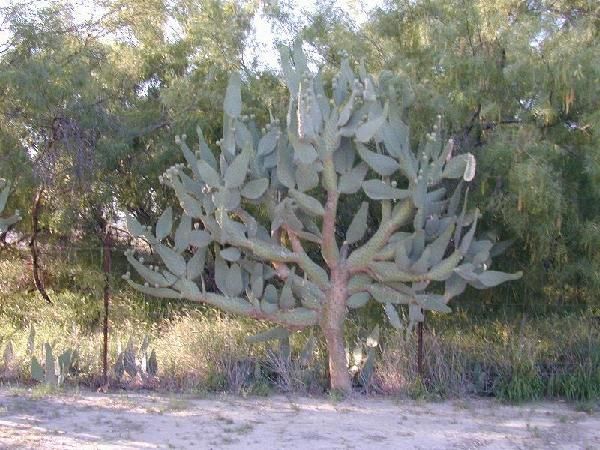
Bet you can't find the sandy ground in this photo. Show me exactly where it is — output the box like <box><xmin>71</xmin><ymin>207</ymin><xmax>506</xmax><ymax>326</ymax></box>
<box><xmin>0</xmin><ymin>388</ymin><xmax>599</xmax><ymax>449</ymax></box>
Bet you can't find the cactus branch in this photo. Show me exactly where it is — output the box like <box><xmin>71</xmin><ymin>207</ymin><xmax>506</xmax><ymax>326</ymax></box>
<box><xmin>282</xmin><ymin>225</ymin><xmax>329</xmax><ymax>288</ymax></box>
<box><xmin>241</xmin><ymin>236</ymin><xmax>329</xmax><ymax>288</ymax></box>
<box><xmin>128</xmin><ymin>279</ymin><xmax>318</xmax><ymax>327</ymax></box>
<box><xmin>348</xmin><ymin>199</ymin><xmax>414</xmax><ymax>270</ymax></box>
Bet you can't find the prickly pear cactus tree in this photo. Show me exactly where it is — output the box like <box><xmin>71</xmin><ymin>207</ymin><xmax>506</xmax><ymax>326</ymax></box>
<box><xmin>124</xmin><ymin>43</ymin><xmax>522</xmax><ymax>392</ymax></box>
<box><xmin>0</xmin><ymin>179</ymin><xmax>21</xmax><ymax>233</ymax></box>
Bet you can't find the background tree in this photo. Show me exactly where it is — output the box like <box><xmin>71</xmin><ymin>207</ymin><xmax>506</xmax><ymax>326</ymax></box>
<box><xmin>282</xmin><ymin>0</ymin><xmax>600</xmax><ymax>310</ymax></box>
<box><xmin>124</xmin><ymin>44</ymin><xmax>521</xmax><ymax>392</ymax></box>
<box><xmin>0</xmin><ymin>0</ymin><xmax>259</xmax><ymax>243</ymax></box>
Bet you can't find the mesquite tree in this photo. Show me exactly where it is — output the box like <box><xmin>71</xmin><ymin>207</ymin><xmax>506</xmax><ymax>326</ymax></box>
<box><xmin>124</xmin><ymin>44</ymin><xmax>522</xmax><ymax>392</ymax></box>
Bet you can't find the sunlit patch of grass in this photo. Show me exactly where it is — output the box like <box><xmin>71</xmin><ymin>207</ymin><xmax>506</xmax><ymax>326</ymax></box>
<box><xmin>29</xmin><ymin>383</ymin><xmax>62</xmax><ymax>399</ymax></box>
<box><xmin>160</xmin><ymin>396</ymin><xmax>190</xmax><ymax>413</ymax></box>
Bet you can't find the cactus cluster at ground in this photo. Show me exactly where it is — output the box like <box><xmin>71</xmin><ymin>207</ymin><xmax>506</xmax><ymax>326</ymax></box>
<box><xmin>0</xmin><ymin>179</ymin><xmax>21</xmax><ymax>233</ymax></box>
<box><xmin>28</xmin><ymin>326</ymin><xmax>78</xmax><ymax>387</ymax></box>
<box><xmin>125</xmin><ymin>42</ymin><xmax>522</xmax><ymax>392</ymax></box>
<box><xmin>113</xmin><ymin>335</ymin><xmax>158</xmax><ymax>381</ymax></box>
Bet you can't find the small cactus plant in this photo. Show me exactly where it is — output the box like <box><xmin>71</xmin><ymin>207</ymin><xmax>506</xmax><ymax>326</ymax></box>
<box><xmin>0</xmin><ymin>179</ymin><xmax>21</xmax><ymax>233</ymax></box>
<box><xmin>113</xmin><ymin>336</ymin><xmax>158</xmax><ymax>383</ymax></box>
<box><xmin>125</xmin><ymin>42</ymin><xmax>522</xmax><ymax>392</ymax></box>
<box><xmin>30</xmin><ymin>342</ymin><xmax>77</xmax><ymax>386</ymax></box>
<box><xmin>1</xmin><ymin>341</ymin><xmax>16</xmax><ymax>378</ymax></box>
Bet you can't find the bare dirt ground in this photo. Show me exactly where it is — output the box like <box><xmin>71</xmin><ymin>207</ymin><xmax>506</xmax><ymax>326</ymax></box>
<box><xmin>0</xmin><ymin>388</ymin><xmax>598</xmax><ymax>449</ymax></box>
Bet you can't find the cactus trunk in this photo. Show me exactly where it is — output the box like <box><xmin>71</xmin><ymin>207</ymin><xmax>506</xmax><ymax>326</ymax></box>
<box><xmin>321</xmin><ymin>267</ymin><xmax>351</xmax><ymax>393</ymax></box>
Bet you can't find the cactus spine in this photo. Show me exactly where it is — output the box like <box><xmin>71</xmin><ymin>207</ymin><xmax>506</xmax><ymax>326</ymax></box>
<box><xmin>125</xmin><ymin>42</ymin><xmax>522</xmax><ymax>392</ymax></box>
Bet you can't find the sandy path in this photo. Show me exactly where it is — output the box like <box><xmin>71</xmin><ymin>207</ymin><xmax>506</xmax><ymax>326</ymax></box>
<box><xmin>0</xmin><ymin>389</ymin><xmax>598</xmax><ymax>449</ymax></box>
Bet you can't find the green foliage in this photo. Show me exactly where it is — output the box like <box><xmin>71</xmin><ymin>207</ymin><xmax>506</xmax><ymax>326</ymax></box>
<box><xmin>547</xmin><ymin>369</ymin><xmax>600</xmax><ymax>402</ymax></box>
<box><xmin>0</xmin><ymin>0</ymin><xmax>596</xmax><ymax>397</ymax></box>
<box><xmin>0</xmin><ymin>0</ymin><xmax>258</xmax><ymax>237</ymax></box>
<box><xmin>545</xmin><ymin>335</ymin><xmax>600</xmax><ymax>402</ymax></box>
<box><xmin>494</xmin><ymin>358</ymin><xmax>545</xmax><ymax>403</ymax></box>
<box><xmin>1</xmin><ymin>0</ymin><xmax>595</xmax><ymax>316</ymax></box>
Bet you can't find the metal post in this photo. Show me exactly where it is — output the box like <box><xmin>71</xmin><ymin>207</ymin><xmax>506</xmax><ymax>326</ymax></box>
<box><xmin>417</xmin><ymin>313</ymin><xmax>424</xmax><ymax>379</ymax></box>
<box><xmin>102</xmin><ymin>227</ymin><xmax>112</xmax><ymax>388</ymax></box>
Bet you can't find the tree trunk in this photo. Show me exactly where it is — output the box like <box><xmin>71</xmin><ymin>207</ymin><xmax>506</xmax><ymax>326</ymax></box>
<box><xmin>29</xmin><ymin>186</ymin><xmax>52</xmax><ymax>304</ymax></box>
<box><xmin>321</xmin><ymin>268</ymin><xmax>351</xmax><ymax>393</ymax></box>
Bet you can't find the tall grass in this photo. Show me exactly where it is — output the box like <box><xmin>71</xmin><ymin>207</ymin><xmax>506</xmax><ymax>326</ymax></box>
<box><xmin>374</xmin><ymin>314</ymin><xmax>600</xmax><ymax>402</ymax></box>
<box><xmin>1</xmin><ymin>248</ymin><xmax>599</xmax><ymax>402</ymax></box>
